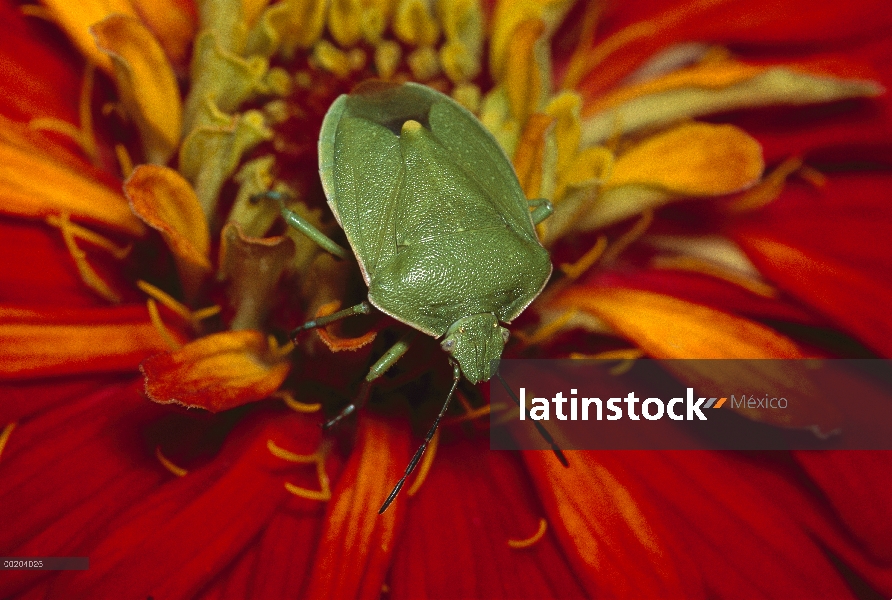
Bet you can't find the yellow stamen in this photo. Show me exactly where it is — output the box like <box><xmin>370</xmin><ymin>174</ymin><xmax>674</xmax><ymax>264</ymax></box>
<box><xmin>570</xmin><ymin>348</ymin><xmax>645</xmax><ymax>361</ymax></box>
<box><xmin>273</xmin><ymin>390</ymin><xmax>322</xmax><ymax>414</ymax></box>
<box><xmin>374</xmin><ymin>41</ymin><xmax>402</xmax><ymax>79</ymax></box>
<box><xmin>136</xmin><ymin>280</ymin><xmax>221</xmax><ymax>325</ymax></box>
<box><xmin>0</xmin><ymin>422</ymin><xmax>15</xmax><ymax>461</ymax></box>
<box><xmin>269</xmin><ymin>440</ymin><xmax>333</xmax><ymax>502</ymax></box>
<box><xmin>797</xmin><ymin>164</ymin><xmax>827</xmax><ymax>188</ymax></box>
<box><xmin>115</xmin><ymin>143</ymin><xmax>134</xmax><ymax>178</ymax></box>
<box><xmin>191</xmin><ymin>305</ymin><xmax>222</xmax><ymax>320</ymax></box>
<box><xmin>724</xmin><ymin>156</ymin><xmax>802</xmax><ymax>213</ymax></box>
<box><xmin>407</xmin><ymin>46</ymin><xmax>441</xmax><ymax>81</ymax></box>
<box><xmin>54</xmin><ymin>213</ymin><xmax>121</xmax><ymax>302</ymax></box>
<box><xmin>520</xmin><ymin>308</ymin><xmax>578</xmax><ymax>347</ymax></box>
<box><xmin>147</xmin><ymin>299</ymin><xmax>182</xmax><ymax>350</ymax></box>
<box><xmin>443</xmin><ymin>403</ymin><xmax>491</xmax><ymax>425</ymax></box>
<box><xmin>406</xmin><ymin>427</ymin><xmax>439</xmax><ymax>497</ymax></box>
<box><xmin>600</xmin><ymin>209</ymin><xmax>653</xmax><ymax>265</ymax></box>
<box><xmin>394</xmin><ymin>0</ymin><xmax>441</xmax><ymax>47</ymax></box>
<box><xmin>508</xmin><ymin>518</ymin><xmax>547</xmax><ymax>549</ymax></box>
<box><xmin>29</xmin><ymin>63</ymin><xmax>99</xmax><ymax>164</ymax></box>
<box><xmin>155</xmin><ymin>446</ymin><xmax>188</xmax><ymax>477</ymax></box>
<box><xmin>559</xmin><ymin>235</ymin><xmax>608</xmax><ymax>280</ymax></box>
<box><xmin>451</xmin><ymin>83</ymin><xmax>481</xmax><ymax>112</ymax></box>
<box><xmin>136</xmin><ymin>280</ymin><xmax>191</xmax><ymax>319</ymax></box>
<box><xmin>311</xmin><ymin>40</ymin><xmax>352</xmax><ymax>77</ymax></box>
<box><xmin>20</xmin><ymin>4</ymin><xmax>53</xmax><ymax>20</ymax></box>
<box><xmin>504</xmin><ymin>18</ymin><xmax>545</xmax><ymax>125</ymax></box>
<box><xmin>651</xmin><ymin>255</ymin><xmax>778</xmax><ymax>298</ymax></box>
<box><xmin>45</xmin><ymin>215</ymin><xmax>132</xmax><ymax>260</ymax></box>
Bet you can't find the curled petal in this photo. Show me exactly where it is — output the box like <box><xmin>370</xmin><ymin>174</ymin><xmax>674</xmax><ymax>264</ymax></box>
<box><xmin>140</xmin><ymin>330</ymin><xmax>291</xmax><ymax>412</ymax></box>
<box><xmin>38</xmin><ymin>0</ymin><xmax>138</xmax><ymax>73</ymax></box>
<box><xmin>92</xmin><ymin>15</ymin><xmax>182</xmax><ymax>165</ymax></box>
<box><xmin>125</xmin><ymin>165</ymin><xmax>212</xmax><ymax>299</ymax></box>
<box><xmin>130</xmin><ymin>0</ymin><xmax>198</xmax><ymax>71</ymax></box>
<box><xmin>218</xmin><ymin>222</ymin><xmax>295</xmax><ymax>331</ymax></box>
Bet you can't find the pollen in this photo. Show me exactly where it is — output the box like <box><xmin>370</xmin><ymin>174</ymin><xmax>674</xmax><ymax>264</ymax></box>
<box><xmin>146</xmin><ymin>299</ymin><xmax>182</xmax><ymax>350</ymax></box>
<box><xmin>268</xmin><ymin>440</ymin><xmax>333</xmax><ymax>502</ymax></box>
<box><xmin>51</xmin><ymin>213</ymin><xmax>122</xmax><ymax>303</ymax></box>
<box><xmin>507</xmin><ymin>518</ymin><xmax>547</xmax><ymax>549</ymax></box>
<box><xmin>0</xmin><ymin>422</ymin><xmax>16</xmax><ymax>461</ymax></box>
<box><xmin>274</xmin><ymin>390</ymin><xmax>322</xmax><ymax>414</ymax></box>
<box><xmin>155</xmin><ymin>446</ymin><xmax>188</xmax><ymax>477</ymax></box>
<box><xmin>28</xmin><ymin>63</ymin><xmax>98</xmax><ymax>164</ymax></box>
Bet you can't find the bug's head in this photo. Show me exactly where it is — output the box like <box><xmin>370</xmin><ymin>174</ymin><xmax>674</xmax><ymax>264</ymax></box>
<box><xmin>441</xmin><ymin>314</ymin><xmax>509</xmax><ymax>384</ymax></box>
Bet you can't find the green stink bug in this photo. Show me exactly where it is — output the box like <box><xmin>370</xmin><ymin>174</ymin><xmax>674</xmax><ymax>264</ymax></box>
<box><xmin>262</xmin><ymin>81</ymin><xmax>561</xmax><ymax>511</ymax></box>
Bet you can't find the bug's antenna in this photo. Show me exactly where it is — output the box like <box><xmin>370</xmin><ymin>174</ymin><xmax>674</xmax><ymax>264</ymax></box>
<box><xmin>379</xmin><ymin>362</ymin><xmax>461</xmax><ymax>514</ymax></box>
<box><xmin>495</xmin><ymin>371</ymin><xmax>569</xmax><ymax>468</ymax></box>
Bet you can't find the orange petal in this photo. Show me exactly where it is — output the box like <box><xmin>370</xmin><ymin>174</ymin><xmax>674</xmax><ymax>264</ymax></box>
<box><xmin>38</xmin><ymin>0</ymin><xmax>139</xmax><ymax>73</ymax></box>
<box><xmin>555</xmin><ymin>287</ymin><xmax>844</xmax><ymax>433</ymax></box>
<box><xmin>140</xmin><ymin>330</ymin><xmax>291</xmax><ymax>412</ymax></box>
<box><xmin>130</xmin><ymin>0</ymin><xmax>197</xmax><ymax>71</ymax></box>
<box><xmin>125</xmin><ymin>165</ymin><xmax>211</xmax><ymax>299</ymax></box>
<box><xmin>607</xmin><ymin>122</ymin><xmax>764</xmax><ymax>196</ymax></box>
<box><xmin>0</xmin><ymin>305</ymin><xmax>179</xmax><ymax>379</ymax></box>
<box><xmin>92</xmin><ymin>14</ymin><xmax>182</xmax><ymax>165</ymax></box>
<box><xmin>557</xmin><ymin>286</ymin><xmax>804</xmax><ymax>359</ymax></box>
<box><xmin>0</xmin><ymin>117</ymin><xmax>145</xmax><ymax>236</ymax></box>
<box><xmin>305</xmin><ymin>415</ymin><xmax>410</xmax><ymax>600</ymax></box>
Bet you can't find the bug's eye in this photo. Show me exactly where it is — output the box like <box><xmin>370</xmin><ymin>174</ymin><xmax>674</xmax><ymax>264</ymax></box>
<box><xmin>501</xmin><ymin>329</ymin><xmax>510</xmax><ymax>343</ymax></box>
<box><xmin>441</xmin><ymin>339</ymin><xmax>455</xmax><ymax>352</ymax></box>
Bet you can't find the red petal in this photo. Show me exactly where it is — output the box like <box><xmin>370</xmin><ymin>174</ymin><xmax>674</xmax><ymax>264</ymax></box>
<box><xmin>607</xmin><ymin>451</ymin><xmax>862</xmax><ymax>598</ymax></box>
<box><xmin>731</xmin><ymin>173</ymin><xmax>892</xmax><ymax>357</ymax></box>
<box><xmin>0</xmin><ymin>2</ymin><xmax>81</xmax><ymax>124</ymax></box>
<box><xmin>50</xmin><ymin>413</ymin><xmax>308</xmax><ymax>599</ymax></box>
<box><xmin>569</xmin><ymin>0</ymin><xmax>892</xmax><ymax>96</ymax></box>
<box><xmin>305</xmin><ymin>414</ymin><xmax>411</xmax><ymax>600</ymax></box>
<box><xmin>523</xmin><ymin>450</ymin><xmax>701</xmax><ymax>597</ymax></box>
<box><xmin>391</xmin><ymin>435</ymin><xmax>588</xmax><ymax>599</ymax></box>
<box><xmin>0</xmin><ymin>379</ymin><xmax>169</xmax><ymax>598</ymax></box>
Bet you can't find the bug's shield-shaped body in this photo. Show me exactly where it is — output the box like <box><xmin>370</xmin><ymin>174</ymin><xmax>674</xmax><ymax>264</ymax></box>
<box><xmin>319</xmin><ymin>82</ymin><xmax>552</xmax><ymax>383</ymax></box>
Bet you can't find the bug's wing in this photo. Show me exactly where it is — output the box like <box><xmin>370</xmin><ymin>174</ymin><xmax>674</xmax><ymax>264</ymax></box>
<box><xmin>325</xmin><ymin>115</ymin><xmax>404</xmax><ymax>283</ymax></box>
<box><xmin>425</xmin><ymin>95</ymin><xmax>539</xmax><ymax>241</ymax></box>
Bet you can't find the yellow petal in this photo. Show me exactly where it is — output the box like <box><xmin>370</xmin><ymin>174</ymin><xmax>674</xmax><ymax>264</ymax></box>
<box><xmin>581</xmin><ymin>61</ymin><xmax>883</xmax><ymax>145</ymax></box>
<box><xmin>557</xmin><ymin>286</ymin><xmax>803</xmax><ymax>358</ymax></box>
<box><xmin>93</xmin><ymin>14</ymin><xmax>182</xmax><ymax>165</ymax></box>
<box><xmin>503</xmin><ymin>18</ymin><xmax>545</xmax><ymax>125</ymax></box>
<box><xmin>0</xmin><ymin>117</ymin><xmax>144</xmax><ymax>236</ymax></box>
<box><xmin>125</xmin><ymin>165</ymin><xmax>212</xmax><ymax>299</ymax></box>
<box><xmin>39</xmin><ymin>0</ymin><xmax>138</xmax><ymax>73</ymax></box>
<box><xmin>607</xmin><ymin>122</ymin><xmax>763</xmax><ymax>195</ymax></box>
<box><xmin>0</xmin><ymin>305</ymin><xmax>177</xmax><ymax>379</ymax></box>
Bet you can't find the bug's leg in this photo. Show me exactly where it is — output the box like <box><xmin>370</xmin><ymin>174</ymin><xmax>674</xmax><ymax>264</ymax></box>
<box><xmin>528</xmin><ymin>198</ymin><xmax>554</xmax><ymax>225</ymax></box>
<box><xmin>379</xmin><ymin>361</ymin><xmax>461</xmax><ymax>514</ymax></box>
<box><xmin>251</xmin><ymin>190</ymin><xmax>349</xmax><ymax>259</ymax></box>
<box><xmin>495</xmin><ymin>371</ymin><xmax>569</xmax><ymax>468</ymax></box>
<box><xmin>322</xmin><ymin>331</ymin><xmax>417</xmax><ymax>430</ymax></box>
<box><xmin>288</xmin><ymin>301</ymin><xmax>371</xmax><ymax>342</ymax></box>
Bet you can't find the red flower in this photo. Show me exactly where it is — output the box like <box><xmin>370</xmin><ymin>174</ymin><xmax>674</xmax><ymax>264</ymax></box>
<box><xmin>1</xmin><ymin>0</ymin><xmax>891</xmax><ymax>598</ymax></box>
